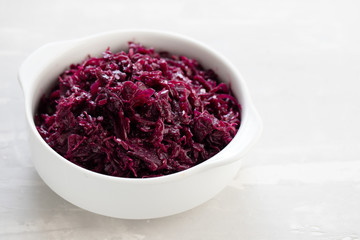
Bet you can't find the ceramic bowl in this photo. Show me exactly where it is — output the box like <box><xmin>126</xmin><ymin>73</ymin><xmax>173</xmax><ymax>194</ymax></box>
<box><xmin>18</xmin><ymin>30</ymin><xmax>262</xmax><ymax>219</ymax></box>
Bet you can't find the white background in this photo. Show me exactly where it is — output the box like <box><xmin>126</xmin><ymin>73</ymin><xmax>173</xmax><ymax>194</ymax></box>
<box><xmin>1</xmin><ymin>0</ymin><xmax>360</xmax><ymax>239</ymax></box>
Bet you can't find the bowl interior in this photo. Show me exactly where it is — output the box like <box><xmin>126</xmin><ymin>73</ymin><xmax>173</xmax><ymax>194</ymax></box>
<box><xmin>25</xmin><ymin>31</ymin><xmax>251</xmax><ymax>180</ymax></box>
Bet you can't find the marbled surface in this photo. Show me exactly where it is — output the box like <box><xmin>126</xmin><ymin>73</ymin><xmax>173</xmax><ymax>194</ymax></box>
<box><xmin>1</xmin><ymin>0</ymin><xmax>360</xmax><ymax>239</ymax></box>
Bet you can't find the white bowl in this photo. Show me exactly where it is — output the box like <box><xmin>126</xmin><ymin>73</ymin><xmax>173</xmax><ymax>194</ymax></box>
<box><xmin>18</xmin><ymin>30</ymin><xmax>262</xmax><ymax>219</ymax></box>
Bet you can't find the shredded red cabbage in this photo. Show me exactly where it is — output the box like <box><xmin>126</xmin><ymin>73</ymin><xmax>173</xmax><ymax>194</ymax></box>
<box><xmin>35</xmin><ymin>42</ymin><xmax>241</xmax><ymax>178</ymax></box>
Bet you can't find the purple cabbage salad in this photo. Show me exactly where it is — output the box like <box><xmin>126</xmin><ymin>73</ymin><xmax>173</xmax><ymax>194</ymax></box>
<box><xmin>35</xmin><ymin>42</ymin><xmax>241</xmax><ymax>178</ymax></box>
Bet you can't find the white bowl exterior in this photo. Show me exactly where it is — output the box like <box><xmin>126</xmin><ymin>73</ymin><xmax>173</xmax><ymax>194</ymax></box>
<box><xmin>29</xmin><ymin>127</ymin><xmax>241</xmax><ymax>218</ymax></box>
<box><xmin>19</xmin><ymin>30</ymin><xmax>261</xmax><ymax>219</ymax></box>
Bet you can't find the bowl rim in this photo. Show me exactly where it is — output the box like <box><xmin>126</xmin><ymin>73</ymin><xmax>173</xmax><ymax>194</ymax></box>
<box><xmin>19</xmin><ymin>29</ymin><xmax>262</xmax><ymax>184</ymax></box>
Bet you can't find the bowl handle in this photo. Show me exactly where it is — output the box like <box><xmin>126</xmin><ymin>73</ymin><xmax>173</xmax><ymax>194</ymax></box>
<box><xmin>18</xmin><ymin>41</ymin><xmax>75</xmax><ymax>96</ymax></box>
<box><xmin>204</xmin><ymin>106</ymin><xmax>263</xmax><ymax>170</ymax></box>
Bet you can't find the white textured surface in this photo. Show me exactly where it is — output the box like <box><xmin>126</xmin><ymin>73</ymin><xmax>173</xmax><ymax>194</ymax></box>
<box><xmin>1</xmin><ymin>0</ymin><xmax>360</xmax><ymax>239</ymax></box>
